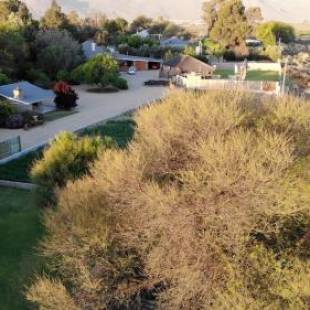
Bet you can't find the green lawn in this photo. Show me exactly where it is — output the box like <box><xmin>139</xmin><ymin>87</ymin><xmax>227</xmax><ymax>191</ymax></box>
<box><xmin>214</xmin><ymin>68</ymin><xmax>234</xmax><ymax>78</ymax></box>
<box><xmin>44</xmin><ymin>109</ymin><xmax>78</xmax><ymax>122</ymax></box>
<box><xmin>246</xmin><ymin>70</ymin><xmax>280</xmax><ymax>82</ymax></box>
<box><xmin>0</xmin><ymin>187</ymin><xmax>43</xmax><ymax>310</ymax></box>
<box><xmin>83</xmin><ymin>119</ymin><xmax>136</xmax><ymax>148</ymax></box>
<box><xmin>214</xmin><ymin>69</ymin><xmax>280</xmax><ymax>81</ymax></box>
<box><xmin>0</xmin><ymin>150</ymin><xmax>42</xmax><ymax>183</ymax></box>
<box><xmin>0</xmin><ymin>118</ymin><xmax>136</xmax><ymax>183</ymax></box>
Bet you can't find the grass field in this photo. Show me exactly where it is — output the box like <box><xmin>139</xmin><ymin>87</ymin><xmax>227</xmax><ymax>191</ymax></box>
<box><xmin>0</xmin><ymin>118</ymin><xmax>136</xmax><ymax>183</ymax></box>
<box><xmin>246</xmin><ymin>70</ymin><xmax>280</xmax><ymax>81</ymax></box>
<box><xmin>214</xmin><ymin>69</ymin><xmax>280</xmax><ymax>81</ymax></box>
<box><xmin>214</xmin><ymin>68</ymin><xmax>234</xmax><ymax>78</ymax></box>
<box><xmin>0</xmin><ymin>187</ymin><xmax>43</xmax><ymax>310</ymax></box>
<box><xmin>44</xmin><ymin>109</ymin><xmax>78</xmax><ymax>122</ymax></box>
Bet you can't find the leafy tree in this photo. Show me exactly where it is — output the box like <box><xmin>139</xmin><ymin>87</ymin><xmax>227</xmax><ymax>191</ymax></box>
<box><xmin>203</xmin><ymin>39</ymin><xmax>225</xmax><ymax>56</ymax></box>
<box><xmin>34</xmin><ymin>30</ymin><xmax>83</xmax><ymax>79</ymax></box>
<box><xmin>0</xmin><ymin>0</ymin><xmax>32</xmax><ymax>27</ymax></box>
<box><xmin>0</xmin><ymin>26</ymin><xmax>29</xmax><ymax>76</ymax></box>
<box><xmin>41</xmin><ymin>0</ymin><xmax>67</xmax><ymax>30</ymax></box>
<box><xmin>256</xmin><ymin>21</ymin><xmax>295</xmax><ymax>46</ymax></box>
<box><xmin>130</xmin><ymin>15</ymin><xmax>153</xmax><ymax>33</ymax></box>
<box><xmin>209</xmin><ymin>0</ymin><xmax>249</xmax><ymax>56</ymax></box>
<box><xmin>104</xmin><ymin>18</ymin><xmax>128</xmax><ymax>35</ymax></box>
<box><xmin>246</xmin><ymin>6</ymin><xmax>263</xmax><ymax>25</ymax></box>
<box><xmin>66</xmin><ymin>10</ymin><xmax>81</xmax><ymax>27</ymax></box>
<box><xmin>202</xmin><ymin>0</ymin><xmax>225</xmax><ymax>33</ymax></box>
<box><xmin>0</xmin><ymin>72</ymin><xmax>10</xmax><ymax>85</ymax></box>
<box><xmin>94</xmin><ymin>30</ymin><xmax>109</xmax><ymax>45</ymax></box>
<box><xmin>76</xmin><ymin>54</ymin><xmax>119</xmax><ymax>86</ymax></box>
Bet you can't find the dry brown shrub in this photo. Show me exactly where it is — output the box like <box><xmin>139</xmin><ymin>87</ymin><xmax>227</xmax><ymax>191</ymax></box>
<box><xmin>28</xmin><ymin>90</ymin><xmax>310</xmax><ymax>309</ymax></box>
<box><xmin>27</xmin><ymin>277</ymin><xmax>79</xmax><ymax>310</ymax></box>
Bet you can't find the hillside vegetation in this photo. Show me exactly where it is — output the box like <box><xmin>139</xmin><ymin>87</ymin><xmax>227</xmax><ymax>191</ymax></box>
<box><xmin>28</xmin><ymin>90</ymin><xmax>310</xmax><ymax>309</ymax></box>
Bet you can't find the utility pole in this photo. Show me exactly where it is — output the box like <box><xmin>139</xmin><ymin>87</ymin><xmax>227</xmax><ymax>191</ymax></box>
<box><xmin>281</xmin><ymin>57</ymin><xmax>288</xmax><ymax>95</ymax></box>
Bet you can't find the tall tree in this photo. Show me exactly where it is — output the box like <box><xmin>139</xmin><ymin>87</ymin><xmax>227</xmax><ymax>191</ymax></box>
<box><xmin>0</xmin><ymin>0</ymin><xmax>32</xmax><ymax>27</ymax></box>
<box><xmin>41</xmin><ymin>0</ymin><xmax>67</xmax><ymax>30</ymax></box>
<box><xmin>202</xmin><ymin>0</ymin><xmax>225</xmax><ymax>33</ymax></box>
<box><xmin>130</xmin><ymin>15</ymin><xmax>153</xmax><ymax>33</ymax></box>
<box><xmin>246</xmin><ymin>6</ymin><xmax>263</xmax><ymax>24</ymax></box>
<box><xmin>209</xmin><ymin>0</ymin><xmax>249</xmax><ymax>56</ymax></box>
<box><xmin>34</xmin><ymin>30</ymin><xmax>83</xmax><ymax>78</ymax></box>
<box><xmin>246</xmin><ymin>6</ymin><xmax>263</xmax><ymax>34</ymax></box>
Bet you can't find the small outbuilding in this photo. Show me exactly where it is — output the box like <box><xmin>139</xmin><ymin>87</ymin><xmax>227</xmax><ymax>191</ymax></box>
<box><xmin>114</xmin><ymin>54</ymin><xmax>162</xmax><ymax>72</ymax></box>
<box><xmin>0</xmin><ymin>81</ymin><xmax>55</xmax><ymax>113</ymax></box>
<box><xmin>160</xmin><ymin>55</ymin><xmax>214</xmax><ymax>79</ymax></box>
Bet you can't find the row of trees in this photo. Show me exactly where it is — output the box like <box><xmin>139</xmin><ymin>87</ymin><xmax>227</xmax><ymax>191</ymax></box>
<box><xmin>202</xmin><ymin>0</ymin><xmax>295</xmax><ymax>59</ymax></box>
<box><xmin>0</xmin><ymin>0</ymin><xmax>194</xmax><ymax>86</ymax></box>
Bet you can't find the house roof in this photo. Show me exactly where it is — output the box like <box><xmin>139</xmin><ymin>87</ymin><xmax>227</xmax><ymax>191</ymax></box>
<box><xmin>82</xmin><ymin>40</ymin><xmax>106</xmax><ymax>59</ymax></box>
<box><xmin>0</xmin><ymin>81</ymin><xmax>55</xmax><ymax>105</ymax></box>
<box><xmin>160</xmin><ymin>37</ymin><xmax>190</xmax><ymax>47</ymax></box>
<box><xmin>163</xmin><ymin>55</ymin><xmax>214</xmax><ymax>74</ymax></box>
<box><xmin>113</xmin><ymin>53</ymin><xmax>162</xmax><ymax>63</ymax></box>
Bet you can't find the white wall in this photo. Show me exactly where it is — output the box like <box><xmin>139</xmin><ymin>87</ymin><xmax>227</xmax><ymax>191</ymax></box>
<box><xmin>212</xmin><ymin>62</ymin><xmax>282</xmax><ymax>74</ymax></box>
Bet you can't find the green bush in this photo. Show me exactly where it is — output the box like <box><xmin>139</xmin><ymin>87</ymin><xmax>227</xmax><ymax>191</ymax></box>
<box><xmin>0</xmin><ymin>72</ymin><xmax>10</xmax><ymax>85</ymax></box>
<box><xmin>56</xmin><ymin>70</ymin><xmax>71</xmax><ymax>82</ymax></box>
<box><xmin>100</xmin><ymin>73</ymin><xmax>128</xmax><ymax>90</ymax></box>
<box><xmin>27</xmin><ymin>69</ymin><xmax>51</xmax><ymax>89</ymax></box>
<box><xmin>77</xmin><ymin>54</ymin><xmax>119</xmax><ymax>86</ymax></box>
<box><xmin>0</xmin><ymin>101</ymin><xmax>16</xmax><ymax>127</ymax></box>
<box><xmin>256</xmin><ymin>22</ymin><xmax>295</xmax><ymax>46</ymax></box>
<box><xmin>263</xmin><ymin>45</ymin><xmax>282</xmax><ymax>62</ymax></box>
<box><xmin>114</xmin><ymin>77</ymin><xmax>128</xmax><ymax>90</ymax></box>
<box><xmin>31</xmin><ymin>132</ymin><xmax>113</xmax><ymax>207</ymax></box>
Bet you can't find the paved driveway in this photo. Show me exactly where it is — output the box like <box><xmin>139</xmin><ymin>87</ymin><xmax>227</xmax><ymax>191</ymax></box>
<box><xmin>0</xmin><ymin>71</ymin><xmax>167</xmax><ymax>150</ymax></box>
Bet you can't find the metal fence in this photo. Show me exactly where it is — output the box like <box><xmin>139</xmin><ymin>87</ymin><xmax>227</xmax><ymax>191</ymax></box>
<box><xmin>0</xmin><ymin>136</ymin><xmax>21</xmax><ymax>160</ymax></box>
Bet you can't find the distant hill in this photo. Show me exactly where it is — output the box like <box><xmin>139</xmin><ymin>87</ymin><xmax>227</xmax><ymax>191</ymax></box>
<box><xmin>25</xmin><ymin>0</ymin><xmax>309</xmax><ymax>23</ymax></box>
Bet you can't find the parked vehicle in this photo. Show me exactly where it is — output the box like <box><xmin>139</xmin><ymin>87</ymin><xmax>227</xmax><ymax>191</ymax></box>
<box><xmin>128</xmin><ymin>66</ymin><xmax>136</xmax><ymax>75</ymax></box>
<box><xmin>144</xmin><ymin>80</ymin><xmax>170</xmax><ymax>86</ymax></box>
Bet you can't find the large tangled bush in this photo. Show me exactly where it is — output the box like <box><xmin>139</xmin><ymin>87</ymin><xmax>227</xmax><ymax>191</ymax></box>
<box><xmin>28</xmin><ymin>91</ymin><xmax>310</xmax><ymax>309</ymax></box>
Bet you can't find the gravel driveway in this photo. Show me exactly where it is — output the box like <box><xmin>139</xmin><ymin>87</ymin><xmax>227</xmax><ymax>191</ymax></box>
<box><xmin>0</xmin><ymin>71</ymin><xmax>167</xmax><ymax>150</ymax></box>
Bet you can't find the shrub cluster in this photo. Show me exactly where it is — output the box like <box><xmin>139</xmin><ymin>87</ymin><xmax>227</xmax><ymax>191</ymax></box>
<box><xmin>53</xmin><ymin>81</ymin><xmax>79</xmax><ymax>110</ymax></box>
<box><xmin>31</xmin><ymin>132</ymin><xmax>113</xmax><ymax>206</ymax></box>
<box><xmin>28</xmin><ymin>91</ymin><xmax>310</xmax><ymax>309</ymax></box>
<box><xmin>0</xmin><ymin>101</ymin><xmax>16</xmax><ymax>127</ymax></box>
<box><xmin>0</xmin><ymin>101</ymin><xmax>44</xmax><ymax>129</ymax></box>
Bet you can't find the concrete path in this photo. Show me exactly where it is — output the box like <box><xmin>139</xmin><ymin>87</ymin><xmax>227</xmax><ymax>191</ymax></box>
<box><xmin>0</xmin><ymin>71</ymin><xmax>167</xmax><ymax>150</ymax></box>
<box><xmin>0</xmin><ymin>180</ymin><xmax>37</xmax><ymax>190</ymax></box>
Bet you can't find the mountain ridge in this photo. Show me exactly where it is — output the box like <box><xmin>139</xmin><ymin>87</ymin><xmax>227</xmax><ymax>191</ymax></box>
<box><xmin>25</xmin><ymin>0</ymin><xmax>309</xmax><ymax>23</ymax></box>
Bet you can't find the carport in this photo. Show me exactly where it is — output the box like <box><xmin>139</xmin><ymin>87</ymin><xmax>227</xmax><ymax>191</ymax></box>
<box><xmin>114</xmin><ymin>54</ymin><xmax>162</xmax><ymax>72</ymax></box>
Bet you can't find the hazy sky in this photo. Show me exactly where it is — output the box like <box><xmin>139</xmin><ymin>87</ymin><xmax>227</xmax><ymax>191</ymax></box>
<box><xmin>24</xmin><ymin>0</ymin><xmax>310</xmax><ymax>23</ymax></box>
